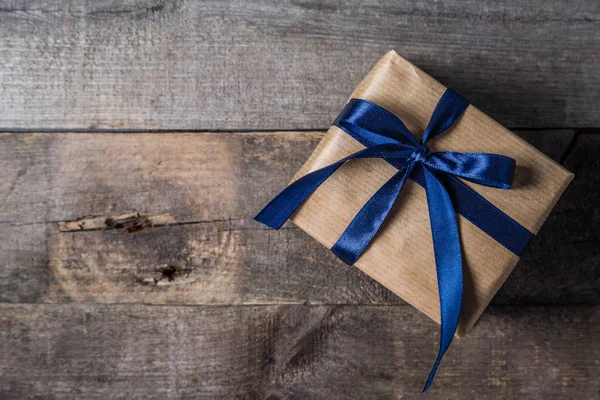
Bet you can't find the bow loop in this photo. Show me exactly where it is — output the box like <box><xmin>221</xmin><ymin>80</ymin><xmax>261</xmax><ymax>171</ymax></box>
<box><xmin>425</xmin><ymin>152</ymin><xmax>515</xmax><ymax>189</ymax></box>
<box><xmin>334</xmin><ymin>98</ymin><xmax>419</xmax><ymax>147</ymax></box>
<box><xmin>421</xmin><ymin>89</ymin><xmax>469</xmax><ymax>144</ymax></box>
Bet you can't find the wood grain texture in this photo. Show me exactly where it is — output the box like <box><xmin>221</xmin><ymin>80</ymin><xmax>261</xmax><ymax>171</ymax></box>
<box><xmin>0</xmin><ymin>0</ymin><xmax>598</xmax><ymax>130</ymax></box>
<box><xmin>2</xmin><ymin>130</ymin><xmax>595</xmax><ymax>306</ymax></box>
<box><xmin>0</xmin><ymin>304</ymin><xmax>598</xmax><ymax>400</ymax></box>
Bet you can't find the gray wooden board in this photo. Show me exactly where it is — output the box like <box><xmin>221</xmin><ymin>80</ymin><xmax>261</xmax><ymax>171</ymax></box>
<box><xmin>2</xmin><ymin>130</ymin><xmax>597</xmax><ymax>306</ymax></box>
<box><xmin>0</xmin><ymin>0</ymin><xmax>598</xmax><ymax>130</ymax></box>
<box><xmin>0</xmin><ymin>304</ymin><xmax>598</xmax><ymax>400</ymax></box>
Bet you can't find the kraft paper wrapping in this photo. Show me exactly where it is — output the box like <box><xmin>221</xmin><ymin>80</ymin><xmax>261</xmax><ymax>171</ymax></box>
<box><xmin>289</xmin><ymin>51</ymin><xmax>574</xmax><ymax>336</ymax></box>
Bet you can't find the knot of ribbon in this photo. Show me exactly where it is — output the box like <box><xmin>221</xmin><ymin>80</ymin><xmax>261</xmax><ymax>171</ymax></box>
<box><xmin>255</xmin><ymin>89</ymin><xmax>531</xmax><ymax>391</ymax></box>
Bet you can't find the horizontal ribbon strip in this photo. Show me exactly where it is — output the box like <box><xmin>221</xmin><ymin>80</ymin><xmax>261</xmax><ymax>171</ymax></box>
<box><xmin>254</xmin><ymin>89</ymin><xmax>533</xmax><ymax>391</ymax></box>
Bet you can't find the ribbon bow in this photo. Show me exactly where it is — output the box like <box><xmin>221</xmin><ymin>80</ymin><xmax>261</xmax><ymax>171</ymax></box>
<box><xmin>255</xmin><ymin>89</ymin><xmax>527</xmax><ymax>391</ymax></box>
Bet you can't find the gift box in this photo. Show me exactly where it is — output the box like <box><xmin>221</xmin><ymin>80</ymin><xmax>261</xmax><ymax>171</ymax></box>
<box><xmin>255</xmin><ymin>50</ymin><xmax>573</xmax><ymax>388</ymax></box>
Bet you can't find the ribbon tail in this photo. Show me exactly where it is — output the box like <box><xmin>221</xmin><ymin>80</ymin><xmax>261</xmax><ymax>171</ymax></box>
<box><xmin>331</xmin><ymin>163</ymin><xmax>414</xmax><ymax>264</ymax></box>
<box><xmin>254</xmin><ymin>144</ymin><xmax>412</xmax><ymax>229</ymax></box>
<box><xmin>254</xmin><ymin>160</ymin><xmax>347</xmax><ymax>229</ymax></box>
<box><xmin>422</xmin><ymin>166</ymin><xmax>464</xmax><ymax>392</ymax></box>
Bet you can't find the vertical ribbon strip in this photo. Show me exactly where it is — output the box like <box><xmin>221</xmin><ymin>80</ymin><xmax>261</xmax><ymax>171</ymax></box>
<box><xmin>254</xmin><ymin>89</ymin><xmax>532</xmax><ymax>390</ymax></box>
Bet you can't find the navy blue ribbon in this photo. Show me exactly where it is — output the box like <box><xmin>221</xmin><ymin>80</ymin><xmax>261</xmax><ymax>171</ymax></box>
<box><xmin>254</xmin><ymin>89</ymin><xmax>533</xmax><ymax>391</ymax></box>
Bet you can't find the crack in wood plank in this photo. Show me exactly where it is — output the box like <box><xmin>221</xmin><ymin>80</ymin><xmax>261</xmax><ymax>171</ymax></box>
<box><xmin>57</xmin><ymin>213</ymin><xmax>247</xmax><ymax>233</ymax></box>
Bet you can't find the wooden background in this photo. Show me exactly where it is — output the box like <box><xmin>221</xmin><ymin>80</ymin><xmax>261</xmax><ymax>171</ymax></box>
<box><xmin>0</xmin><ymin>1</ymin><xmax>598</xmax><ymax>399</ymax></box>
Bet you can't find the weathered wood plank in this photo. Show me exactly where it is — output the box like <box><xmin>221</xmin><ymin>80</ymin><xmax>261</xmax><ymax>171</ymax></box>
<box><xmin>2</xmin><ymin>130</ymin><xmax>593</xmax><ymax>306</ymax></box>
<box><xmin>0</xmin><ymin>130</ymin><xmax>399</xmax><ymax>305</ymax></box>
<box><xmin>0</xmin><ymin>304</ymin><xmax>597</xmax><ymax>399</ymax></box>
<box><xmin>0</xmin><ymin>0</ymin><xmax>597</xmax><ymax>130</ymax></box>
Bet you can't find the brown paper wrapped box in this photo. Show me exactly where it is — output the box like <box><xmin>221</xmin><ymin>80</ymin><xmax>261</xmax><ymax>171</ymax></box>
<box><xmin>288</xmin><ymin>51</ymin><xmax>574</xmax><ymax>336</ymax></box>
